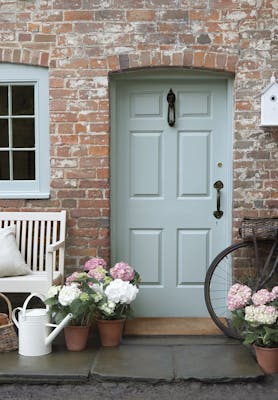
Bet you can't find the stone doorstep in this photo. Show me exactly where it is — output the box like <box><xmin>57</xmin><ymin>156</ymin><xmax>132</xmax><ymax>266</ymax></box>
<box><xmin>0</xmin><ymin>337</ymin><xmax>266</xmax><ymax>384</ymax></box>
<box><xmin>0</xmin><ymin>347</ymin><xmax>97</xmax><ymax>384</ymax></box>
<box><xmin>91</xmin><ymin>342</ymin><xmax>264</xmax><ymax>383</ymax></box>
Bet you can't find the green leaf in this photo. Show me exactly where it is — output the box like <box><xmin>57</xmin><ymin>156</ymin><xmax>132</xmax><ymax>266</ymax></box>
<box><xmin>54</xmin><ymin>310</ymin><xmax>68</xmax><ymax>324</ymax></box>
<box><xmin>244</xmin><ymin>332</ymin><xmax>259</xmax><ymax>345</ymax></box>
<box><xmin>44</xmin><ymin>297</ymin><xmax>57</xmax><ymax>306</ymax></box>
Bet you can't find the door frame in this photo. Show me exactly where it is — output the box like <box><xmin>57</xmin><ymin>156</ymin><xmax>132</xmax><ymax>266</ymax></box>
<box><xmin>110</xmin><ymin>69</ymin><xmax>234</xmax><ymax>313</ymax></box>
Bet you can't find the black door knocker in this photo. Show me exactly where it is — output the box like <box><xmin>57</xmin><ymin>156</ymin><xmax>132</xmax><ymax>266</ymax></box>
<box><xmin>167</xmin><ymin>88</ymin><xmax>176</xmax><ymax>127</ymax></box>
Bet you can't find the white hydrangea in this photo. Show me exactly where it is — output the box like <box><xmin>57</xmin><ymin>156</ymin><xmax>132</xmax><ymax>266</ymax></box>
<box><xmin>105</xmin><ymin>279</ymin><xmax>139</xmax><ymax>304</ymax></box>
<box><xmin>47</xmin><ymin>285</ymin><xmax>61</xmax><ymax>299</ymax></box>
<box><xmin>92</xmin><ymin>292</ymin><xmax>103</xmax><ymax>303</ymax></box>
<box><xmin>245</xmin><ymin>305</ymin><xmax>258</xmax><ymax>325</ymax></box>
<box><xmin>99</xmin><ymin>301</ymin><xmax>116</xmax><ymax>315</ymax></box>
<box><xmin>245</xmin><ymin>304</ymin><xmax>278</xmax><ymax>326</ymax></box>
<box><xmin>91</xmin><ymin>283</ymin><xmax>104</xmax><ymax>295</ymax></box>
<box><xmin>58</xmin><ymin>284</ymin><xmax>81</xmax><ymax>306</ymax></box>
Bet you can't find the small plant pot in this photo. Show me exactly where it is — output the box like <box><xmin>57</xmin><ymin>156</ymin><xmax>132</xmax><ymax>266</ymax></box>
<box><xmin>96</xmin><ymin>319</ymin><xmax>125</xmax><ymax>347</ymax></box>
<box><xmin>254</xmin><ymin>345</ymin><xmax>278</xmax><ymax>374</ymax></box>
<box><xmin>64</xmin><ymin>325</ymin><xmax>90</xmax><ymax>351</ymax></box>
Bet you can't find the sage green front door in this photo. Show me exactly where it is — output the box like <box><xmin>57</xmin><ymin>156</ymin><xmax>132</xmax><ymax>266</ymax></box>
<box><xmin>111</xmin><ymin>74</ymin><xmax>232</xmax><ymax>317</ymax></box>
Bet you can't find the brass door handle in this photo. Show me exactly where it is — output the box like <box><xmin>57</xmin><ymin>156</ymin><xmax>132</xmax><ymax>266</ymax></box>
<box><xmin>213</xmin><ymin>180</ymin><xmax>224</xmax><ymax>219</ymax></box>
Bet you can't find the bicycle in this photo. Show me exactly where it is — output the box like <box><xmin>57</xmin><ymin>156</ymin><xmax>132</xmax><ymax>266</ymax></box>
<box><xmin>204</xmin><ymin>217</ymin><xmax>278</xmax><ymax>338</ymax></box>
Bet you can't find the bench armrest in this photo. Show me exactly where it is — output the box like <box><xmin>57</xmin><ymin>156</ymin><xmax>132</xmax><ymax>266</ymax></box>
<box><xmin>47</xmin><ymin>239</ymin><xmax>65</xmax><ymax>252</ymax></box>
<box><xmin>46</xmin><ymin>239</ymin><xmax>65</xmax><ymax>284</ymax></box>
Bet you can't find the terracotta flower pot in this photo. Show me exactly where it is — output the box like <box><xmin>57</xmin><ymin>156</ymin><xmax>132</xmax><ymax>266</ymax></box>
<box><xmin>96</xmin><ymin>319</ymin><xmax>125</xmax><ymax>347</ymax></box>
<box><xmin>64</xmin><ymin>325</ymin><xmax>90</xmax><ymax>351</ymax></box>
<box><xmin>254</xmin><ymin>345</ymin><xmax>278</xmax><ymax>374</ymax></box>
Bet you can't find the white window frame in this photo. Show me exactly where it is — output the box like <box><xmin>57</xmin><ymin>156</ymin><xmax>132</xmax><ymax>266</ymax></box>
<box><xmin>0</xmin><ymin>63</ymin><xmax>50</xmax><ymax>199</ymax></box>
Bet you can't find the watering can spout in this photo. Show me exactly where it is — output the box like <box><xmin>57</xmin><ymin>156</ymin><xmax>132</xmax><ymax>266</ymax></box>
<box><xmin>45</xmin><ymin>313</ymin><xmax>72</xmax><ymax>347</ymax></box>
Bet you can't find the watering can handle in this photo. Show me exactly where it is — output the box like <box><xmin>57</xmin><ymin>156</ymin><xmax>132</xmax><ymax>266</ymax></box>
<box><xmin>22</xmin><ymin>293</ymin><xmax>46</xmax><ymax>318</ymax></box>
<box><xmin>12</xmin><ymin>307</ymin><xmax>22</xmax><ymax>329</ymax></box>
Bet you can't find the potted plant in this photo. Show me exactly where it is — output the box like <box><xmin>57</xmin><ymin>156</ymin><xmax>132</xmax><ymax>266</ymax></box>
<box><xmin>45</xmin><ymin>272</ymin><xmax>98</xmax><ymax>351</ymax></box>
<box><xmin>227</xmin><ymin>283</ymin><xmax>278</xmax><ymax>374</ymax></box>
<box><xmin>83</xmin><ymin>257</ymin><xmax>141</xmax><ymax>346</ymax></box>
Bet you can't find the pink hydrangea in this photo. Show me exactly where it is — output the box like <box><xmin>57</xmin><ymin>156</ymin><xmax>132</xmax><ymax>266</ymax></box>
<box><xmin>66</xmin><ymin>272</ymin><xmax>80</xmax><ymax>285</ymax></box>
<box><xmin>252</xmin><ymin>289</ymin><xmax>275</xmax><ymax>306</ymax></box>
<box><xmin>87</xmin><ymin>266</ymin><xmax>107</xmax><ymax>281</ymax></box>
<box><xmin>271</xmin><ymin>286</ymin><xmax>278</xmax><ymax>298</ymax></box>
<box><xmin>227</xmin><ymin>283</ymin><xmax>252</xmax><ymax>311</ymax></box>
<box><xmin>84</xmin><ymin>257</ymin><xmax>107</xmax><ymax>271</ymax></box>
<box><xmin>110</xmin><ymin>262</ymin><xmax>135</xmax><ymax>281</ymax></box>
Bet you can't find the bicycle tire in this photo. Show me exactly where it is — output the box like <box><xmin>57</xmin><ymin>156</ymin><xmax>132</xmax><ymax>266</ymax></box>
<box><xmin>204</xmin><ymin>240</ymin><xmax>278</xmax><ymax>338</ymax></box>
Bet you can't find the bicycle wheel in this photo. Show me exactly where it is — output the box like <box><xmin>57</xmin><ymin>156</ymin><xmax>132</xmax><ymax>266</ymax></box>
<box><xmin>204</xmin><ymin>240</ymin><xmax>278</xmax><ymax>338</ymax></box>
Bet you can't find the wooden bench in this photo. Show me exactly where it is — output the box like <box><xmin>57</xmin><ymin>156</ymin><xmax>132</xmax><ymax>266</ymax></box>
<box><xmin>0</xmin><ymin>211</ymin><xmax>66</xmax><ymax>295</ymax></box>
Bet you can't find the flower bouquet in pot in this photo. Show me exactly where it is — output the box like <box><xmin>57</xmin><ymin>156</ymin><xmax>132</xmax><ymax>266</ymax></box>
<box><xmin>227</xmin><ymin>284</ymin><xmax>278</xmax><ymax>373</ymax></box>
<box><xmin>45</xmin><ymin>272</ymin><xmax>99</xmax><ymax>351</ymax></box>
<box><xmin>83</xmin><ymin>257</ymin><xmax>141</xmax><ymax>346</ymax></box>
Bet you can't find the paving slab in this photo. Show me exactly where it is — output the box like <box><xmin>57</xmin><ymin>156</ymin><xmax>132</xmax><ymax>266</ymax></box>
<box><xmin>173</xmin><ymin>344</ymin><xmax>263</xmax><ymax>382</ymax></box>
<box><xmin>91</xmin><ymin>345</ymin><xmax>174</xmax><ymax>382</ymax></box>
<box><xmin>91</xmin><ymin>337</ymin><xmax>264</xmax><ymax>383</ymax></box>
<box><xmin>0</xmin><ymin>345</ymin><xmax>98</xmax><ymax>383</ymax></box>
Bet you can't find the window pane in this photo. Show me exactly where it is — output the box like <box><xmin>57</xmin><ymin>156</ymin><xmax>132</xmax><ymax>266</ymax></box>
<box><xmin>0</xmin><ymin>119</ymin><xmax>9</xmax><ymax>147</ymax></box>
<box><xmin>12</xmin><ymin>85</ymin><xmax>34</xmax><ymax>115</ymax></box>
<box><xmin>0</xmin><ymin>86</ymin><xmax>8</xmax><ymax>116</ymax></box>
<box><xmin>0</xmin><ymin>151</ymin><xmax>10</xmax><ymax>180</ymax></box>
<box><xmin>12</xmin><ymin>118</ymin><xmax>35</xmax><ymax>148</ymax></box>
<box><xmin>13</xmin><ymin>151</ymin><xmax>35</xmax><ymax>180</ymax></box>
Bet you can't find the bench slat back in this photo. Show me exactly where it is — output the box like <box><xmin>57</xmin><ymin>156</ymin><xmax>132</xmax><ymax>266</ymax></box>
<box><xmin>0</xmin><ymin>211</ymin><xmax>66</xmax><ymax>274</ymax></box>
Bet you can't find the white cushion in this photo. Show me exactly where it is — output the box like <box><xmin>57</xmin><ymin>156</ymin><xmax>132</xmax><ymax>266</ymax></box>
<box><xmin>0</xmin><ymin>225</ymin><xmax>31</xmax><ymax>277</ymax></box>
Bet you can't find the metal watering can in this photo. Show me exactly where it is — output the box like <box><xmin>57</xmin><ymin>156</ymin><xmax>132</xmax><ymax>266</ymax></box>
<box><xmin>12</xmin><ymin>293</ymin><xmax>72</xmax><ymax>356</ymax></box>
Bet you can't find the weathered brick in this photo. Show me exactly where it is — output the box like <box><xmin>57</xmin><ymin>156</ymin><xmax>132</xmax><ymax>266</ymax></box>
<box><xmin>55</xmin><ymin>23</ymin><xmax>73</xmax><ymax>34</ymax></box>
<box><xmin>127</xmin><ymin>10</ymin><xmax>155</xmax><ymax>21</ymax></box>
<box><xmin>0</xmin><ymin>0</ymin><xmax>276</xmax><ymax>273</ymax></box>
<box><xmin>95</xmin><ymin>10</ymin><xmax>125</xmax><ymax>20</ymax></box>
<box><xmin>57</xmin><ymin>123</ymin><xmax>74</xmax><ymax>134</ymax></box>
<box><xmin>64</xmin><ymin>11</ymin><xmax>94</xmax><ymax>21</ymax></box>
<box><xmin>58</xmin><ymin>58</ymin><xmax>88</xmax><ymax>68</ymax></box>
<box><xmin>34</xmin><ymin>34</ymin><xmax>56</xmax><ymax>42</ymax></box>
<box><xmin>183</xmin><ymin>51</ymin><xmax>193</xmax><ymax>66</ymax></box>
<box><xmin>172</xmin><ymin>52</ymin><xmax>183</xmax><ymax>65</ymax></box>
<box><xmin>39</xmin><ymin>51</ymin><xmax>49</xmax><ymax>66</ymax></box>
<box><xmin>18</xmin><ymin>33</ymin><xmax>32</xmax><ymax>41</ymax></box>
<box><xmin>71</xmin><ymin>209</ymin><xmax>101</xmax><ymax>218</ymax></box>
<box><xmin>204</xmin><ymin>52</ymin><xmax>216</xmax><ymax>69</ymax></box>
<box><xmin>13</xmin><ymin>49</ymin><xmax>21</xmax><ymax>63</ymax></box>
<box><xmin>53</xmin><ymin>0</ymin><xmax>81</xmax><ymax>9</ymax></box>
<box><xmin>193</xmin><ymin>51</ymin><xmax>205</xmax><ymax>67</ymax></box>
<box><xmin>27</xmin><ymin>23</ymin><xmax>40</xmax><ymax>32</ymax></box>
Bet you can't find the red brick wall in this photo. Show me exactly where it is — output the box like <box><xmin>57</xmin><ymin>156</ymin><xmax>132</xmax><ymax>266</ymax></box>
<box><xmin>0</xmin><ymin>0</ymin><xmax>277</xmax><ymax>272</ymax></box>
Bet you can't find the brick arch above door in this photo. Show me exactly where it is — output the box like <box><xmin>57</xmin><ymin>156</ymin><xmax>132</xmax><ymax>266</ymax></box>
<box><xmin>0</xmin><ymin>48</ymin><xmax>49</xmax><ymax>67</ymax></box>
<box><xmin>107</xmin><ymin>50</ymin><xmax>238</xmax><ymax>74</ymax></box>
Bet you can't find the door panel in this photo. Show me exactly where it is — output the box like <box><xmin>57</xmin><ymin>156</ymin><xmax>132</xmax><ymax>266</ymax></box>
<box><xmin>111</xmin><ymin>78</ymin><xmax>231</xmax><ymax>317</ymax></box>
<box><xmin>178</xmin><ymin>229</ymin><xmax>209</xmax><ymax>284</ymax></box>
<box><xmin>178</xmin><ymin>131</ymin><xmax>210</xmax><ymax>195</ymax></box>
<box><xmin>130</xmin><ymin>229</ymin><xmax>162</xmax><ymax>284</ymax></box>
<box><xmin>178</xmin><ymin>91</ymin><xmax>211</xmax><ymax>116</ymax></box>
<box><xmin>130</xmin><ymin>131</ymin><xmax>162</xmax><ymax>196</ymax></box>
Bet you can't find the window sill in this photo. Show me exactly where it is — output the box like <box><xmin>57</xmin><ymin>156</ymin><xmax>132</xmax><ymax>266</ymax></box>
<box><xmin>0</xmin><ymin>192</ymin><xmax>50</xmax><ymax>199</ymax></box>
